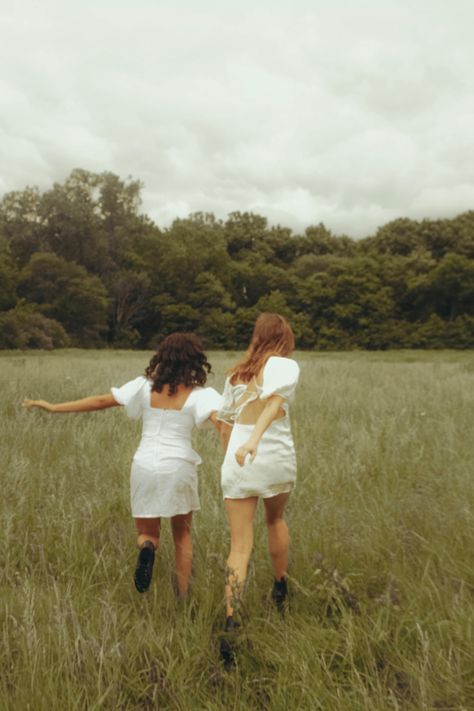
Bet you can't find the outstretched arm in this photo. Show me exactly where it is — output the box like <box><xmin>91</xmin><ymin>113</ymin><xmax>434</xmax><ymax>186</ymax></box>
<box><xmin>22</xmin><ymin>393</ymin><xmax>120</xmax><ymax>413</ymax></box>
<box><xmin>235</xmin><ymin>395</ymin><xmax>284</xmax><ymax>466</ymax></box>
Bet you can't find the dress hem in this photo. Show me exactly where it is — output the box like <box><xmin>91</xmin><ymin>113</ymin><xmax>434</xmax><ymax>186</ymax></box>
<box><xmin>222</xmin><ymin>483</ymin><xmax>294</xmax><ymax>500</ymax></box>
<box><xmin>132</xmin><ymin>506</ymin><xmax>200</xmax><ymax>518</ymax></box>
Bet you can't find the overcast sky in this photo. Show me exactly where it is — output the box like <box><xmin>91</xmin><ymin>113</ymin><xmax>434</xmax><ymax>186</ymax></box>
<box><xmin>1</xmin><ymin>0</ymin><xmax>473</xmax><ymax>237</ymax></box>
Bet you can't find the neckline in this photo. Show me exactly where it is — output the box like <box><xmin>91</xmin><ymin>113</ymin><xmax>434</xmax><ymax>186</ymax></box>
<box><xmin>230</xmin><ymin>376</ymin><xmax>262</xmax><ymax>392</ymax></box>
<box><xmin>148</xmin><ymin>386</ymin><xmax>198</xmax><ymax>412</ymax></box>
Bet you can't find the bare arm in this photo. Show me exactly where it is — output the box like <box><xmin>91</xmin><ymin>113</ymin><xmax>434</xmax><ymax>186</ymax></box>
<box><xmin>204</xmin><ymin>412</ymin><xmax>233</xmax><ymax>454</ymax></box>
<box><xmin>235</xmin><ymin>395</ymin><xmax>284</xmax><ymax>467</ymax></box>
<box><xmin>22</xmin><ymin>393</ymin><xmax>120</xmax><ymax>413</ymax></box>
<box><xmin>218</xmin><ymin>421</ymin><xmax>233</xmax><ymax>453</ymax></box>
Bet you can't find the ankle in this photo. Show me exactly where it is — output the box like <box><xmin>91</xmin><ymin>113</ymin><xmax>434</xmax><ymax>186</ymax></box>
<box><xmin>225</xmin><ymin>615</ymin><xmax>239</xmax><ymax>632</ymax></box>
<box><xmin>137</xmin><ymin>537</ymin><xmax>157</xmax><ymax>550</ymax></box>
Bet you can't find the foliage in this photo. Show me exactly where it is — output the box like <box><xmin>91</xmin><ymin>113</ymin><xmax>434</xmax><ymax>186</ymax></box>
<box><xmin>0</xmin><ymin>301</ymin><xmax>69</xmax><ymax>349</ymax></box>
<box><xmin>18</xmin><ymin>252</ymin><xmax>108</xmax><ymax>345</ymax></box>
<box><xmin>0</xmin><ymin>169</ymin><xmax>473</xmax><ymax>349</ymax></box>
<box><xmin>0</xmin><ymin>238</ymin><xmax>19</xmax><ymax>310</ymax></box>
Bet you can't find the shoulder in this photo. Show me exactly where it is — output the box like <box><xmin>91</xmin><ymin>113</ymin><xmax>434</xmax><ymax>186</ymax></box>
<box><xmin>188</xmin><ymin>386</ymin><xmax>223</xmax><ymax>427</ymax></box>
<box><xmin>111</xmin><ymin>375</ymin><xmax>149</xmax><ymax>399</ymax></box>
<box><xmin>185</xmin><ymin>386</ymin><xmax>222</xmax><ymax>407</ymax></box>
<box><xmin>131</xmin><ymin>375</ymin><xmax>150</xmax><ymax>387</ymax></box>
<box><xmin>263</xmin><ymin>356</ymin><xmax>300</xmax><ymax>380</ymax></box>
<box><xmin>111</xmin><ymin>375</ymin><xmax>150</xmax><ymax>418</ymax></box>
<box><xmin>260</xmin><ymin>356</ymin><xmax>299</xmax><ymax>400</ymax></box>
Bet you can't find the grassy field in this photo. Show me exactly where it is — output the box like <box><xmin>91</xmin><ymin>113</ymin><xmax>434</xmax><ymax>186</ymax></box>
<box><xmin>1</xmin><ymin>349</ymin><xmax>474</xmax><ymax>710</ymax></box>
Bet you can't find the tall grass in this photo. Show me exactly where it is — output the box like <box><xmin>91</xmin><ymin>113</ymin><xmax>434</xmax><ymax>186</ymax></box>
<box><xmin>1</xmin><ymin>350</ymin><xmax>474</xmax><ymax>710</ymax></box>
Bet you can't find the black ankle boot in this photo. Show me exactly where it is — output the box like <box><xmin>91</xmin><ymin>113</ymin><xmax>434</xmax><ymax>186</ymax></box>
<box><xmin>220</xmin><ymin>616</ymin><xmax>240</xmax><ymax>668</ymax></box>
<box><xmin>272</xmin><ymin>577</ymin><xmax>288</xmax><ymax>612</ymax></box>
<box><xmin>134</xmin><ymin>540</ymin><xmax>155</xmax><ymax>593</ymax></box>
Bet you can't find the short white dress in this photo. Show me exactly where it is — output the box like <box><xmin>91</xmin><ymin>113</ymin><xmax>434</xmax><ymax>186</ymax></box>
<box><xmin>217</xmin><ymin>356</ymin><xmax>300</xmax><ymax>499</ymax></box>
<box><xmin>111</xmin><ymin>376</ymin><xmax>222</xmax><ymax>518</ymax></box>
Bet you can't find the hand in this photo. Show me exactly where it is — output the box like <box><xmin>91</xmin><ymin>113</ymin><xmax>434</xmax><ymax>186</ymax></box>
<box><xmin>235</xmin><ymin>441</ymin><xmax>257</xmax><ymax>467</ymax></box>
<box><xmin>22</xmin><ymin>399</ymin><xmax>54</xmax><ymax>412</ymax></box>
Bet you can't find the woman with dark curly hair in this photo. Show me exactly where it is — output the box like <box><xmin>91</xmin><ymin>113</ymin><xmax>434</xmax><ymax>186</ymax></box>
<box><xmin>23</xmin><ymin>333</ymin><xmax>222</xmax><ymax>598</ymax></box>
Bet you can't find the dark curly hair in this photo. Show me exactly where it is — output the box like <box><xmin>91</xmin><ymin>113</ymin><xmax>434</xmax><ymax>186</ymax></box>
<box><xmin>145</xmin><ymin>333</ymin><xmax>211</xmax><ymax>395</ymax></box>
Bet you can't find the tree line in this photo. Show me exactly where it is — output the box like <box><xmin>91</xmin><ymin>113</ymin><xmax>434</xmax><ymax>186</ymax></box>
<box><xmin>0</xmin><ymin>168</ymin><xmax>473</xmax><ymax>350</ymax></box>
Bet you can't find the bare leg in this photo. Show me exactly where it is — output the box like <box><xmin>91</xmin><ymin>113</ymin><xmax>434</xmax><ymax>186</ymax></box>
<box><xmin>171</xmin><ymin>512</ymin><xmax>193</xmax><ymax>599</ymax></box>
<box><xmin>224</xmin><ymin>497</ymin><xmax>258</xmax><ymax>617</ymax></box>
<box><xmin>135</xmin><ymin>517</ymin><xmax>161</xmax><ymax>549</ymax></box>
<box><xmin>263</xmin><ymin>492</ymin><xmax>290</xmax><ymax>580</ymax></box>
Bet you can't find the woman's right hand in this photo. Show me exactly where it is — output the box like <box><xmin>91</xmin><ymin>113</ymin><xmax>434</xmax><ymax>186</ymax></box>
<box><xmin>22</xmin><ymin>399</ymin><xmax>55</xmax><ymax>412</ymax></box>
<box><xmin>235</xmin><ymin>441</ymin><xmax>258</xmax><ymax>467</ymax></box>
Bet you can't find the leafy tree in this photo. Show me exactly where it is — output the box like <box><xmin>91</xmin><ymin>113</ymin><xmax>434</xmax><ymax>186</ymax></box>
<box><xmin>404</xmin><ymin>253</ymin><xmax>474</xmax><ymax>322</ymax></box>
<box><xmin>420</xmin><ymin>215</ymin><xmax>474</xmax><ymax>260</ymax></box>
<box><xmin>147</xmin><ymin>300</ymin><xmax>201</xmax><ymax>344</ymax></box>
<box><xmin>409</xmin><ymin>314</ymin><xmax>474</xmax><ymax>349</ymax></box>
<box><xmin>228</xmin><ymin>261</ymin><xmax>293</xmax><ymax>308</ymax></box>
<box><xmin>0</xmin><ymin>238</ymin><xmax>19</xmax><ymax>310</ymax></box>
<box><xmin>155</xmin><ymin>214</ymin><xmax>230</xmax><ymax>301</ymax></box>
<box><xmin>363</xmin><ymin>218</ymin><xmax>422</xmax><ymax>256</ymax></box>
<box><xmin>265</xmin><ymin>226</ymin><xmax>299</xmax><ymax>267</ymax></box>
<box><xmin>224</xmin><ymin>212</ymin><xmax>270</xmax><ymax>260</ymax></box>
<box><xmin>1</xmin><ymin>169</ymin><xmax>473</xmax><ymax>350</ymax></box>
<box><xmin>302</xmin><ymin>223</ymin><xmax>356</xmax><ymax>257</ymax></box>
<box><xmin>0</xmin><ymin>187</ymin><xmax>45</xmax><ymax>266</ymax></box>
<box><xmin>38</xmin><ymin>169</ymin><xmax>108</xmax><ymax>272</ymax></box>
<box><xmin>189</xmin><ymin>272</ymin><xmax>234</xmax><ymax>311</ymax></box>
<box><xmin>18</xmin><ymin>252</ymin><xmax>108</xmax><ymax>344</ymax></box>
<box><xmin>199</xmin><ymin>309</ymin><xmax>237</xmax><ymax>349</ymax></box>
<box><xmin>106</xmin><ymin>270</ymin><xmax>151</xmax><ymax>346</ymax></box>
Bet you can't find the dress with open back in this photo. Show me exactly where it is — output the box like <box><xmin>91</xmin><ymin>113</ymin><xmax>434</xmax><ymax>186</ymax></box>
<box><xmin>111</xmin><ymin>376</ymin><xmax>221</xmax><ymax>517</ymax></box>
<box><xmin>217</xmin><ymin>356</ymin><xmax>300</xmax><ymax>499</ymax></box>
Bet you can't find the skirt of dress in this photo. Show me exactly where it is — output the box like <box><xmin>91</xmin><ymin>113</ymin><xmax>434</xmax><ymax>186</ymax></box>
<box><xmin>130</xmin><ymin>456</ymin><xmax>200</xmax><ymax>517</ymax></box>
<box><xmin>221</xmin><ymin>417</ymin><xmax>297</xmax><ymax>499</ymax></box>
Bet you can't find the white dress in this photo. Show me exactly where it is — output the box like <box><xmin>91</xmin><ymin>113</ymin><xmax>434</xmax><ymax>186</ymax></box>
<box><xmin>217</xmin><ymin>356</ymin><xmax>300</xmax><ymax>499</ymax></box>
<box><xmin>111</xmin><ymin>376</ymin><xmax>222</xmax><ymax>518</ymax></box>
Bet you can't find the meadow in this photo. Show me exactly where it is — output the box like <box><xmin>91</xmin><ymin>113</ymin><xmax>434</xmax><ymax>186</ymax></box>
<box><xmin>1</xmin><ymin>349</ymin><xmax>474</xmax><ymax>711</ymax></box>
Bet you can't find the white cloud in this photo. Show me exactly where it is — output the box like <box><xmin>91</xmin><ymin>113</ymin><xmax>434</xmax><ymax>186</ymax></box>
<box><xmin>1</xmin><ymin>0</ymin><xmax>473</xmax><ymax>236</ymax></box>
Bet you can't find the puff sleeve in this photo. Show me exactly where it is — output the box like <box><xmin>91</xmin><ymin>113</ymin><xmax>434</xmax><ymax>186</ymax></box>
<box><xmin>260</xmin><ymin>357</ymin><xmax>300</xmax><ymax>401</ymax></box>
<box><xmin>111</xmin><ymin>376</ymin><xmax>148</xmax><ymax>419</ymax></box>
<box><xmin>192</xmin><ymin>387</ymin><xmax>223</xmax><ymax>429</ymax></box>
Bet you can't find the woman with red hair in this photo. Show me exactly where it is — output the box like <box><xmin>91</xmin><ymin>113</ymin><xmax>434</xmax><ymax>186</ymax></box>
<box><xmin>217</xmin><ymin>313</ymin><xmax>300</xmax><ymax>662</ymax></box>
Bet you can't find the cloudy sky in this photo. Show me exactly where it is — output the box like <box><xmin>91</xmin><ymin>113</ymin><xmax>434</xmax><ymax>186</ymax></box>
<box><xmin>1</xmin><ymin>0</ymin><xmax>473</xmax><ymax>237</ymax></box>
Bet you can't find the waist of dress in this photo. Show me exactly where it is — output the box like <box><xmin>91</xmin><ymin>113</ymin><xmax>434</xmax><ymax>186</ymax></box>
<box><xmin>232</xmin><ymin>415</ymin><xmax>290</xmax><ymax>429</ymax></box>
<box><xmin>135</xmin><ymin>439</ymin><xmax>201</xmax><ymax>464</ymax></box>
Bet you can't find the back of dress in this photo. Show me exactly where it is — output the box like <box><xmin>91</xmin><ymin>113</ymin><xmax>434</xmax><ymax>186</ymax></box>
<box><xmin>217</xmin><ymin>356</ymin><xmax>300</xmax><ymax>425</ymax></box>
<box><xmin>218</xmin><ymin>356</ymin><xmax>300</xmax><ymax>500</ymax></box>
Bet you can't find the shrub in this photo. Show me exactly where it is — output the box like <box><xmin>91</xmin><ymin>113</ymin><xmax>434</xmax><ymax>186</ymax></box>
<box><xmin>0</xmin><ymin>305</ymin><xmax>69</xmax><ymax>349</ymax></box>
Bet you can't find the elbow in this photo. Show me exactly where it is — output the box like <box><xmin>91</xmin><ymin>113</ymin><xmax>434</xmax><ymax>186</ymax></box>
<box><xmin>262</xmin><ymin>398</ymin><xmax>285</xmax><ymax>424</ymax></box>
<box><xmin>96</xmin><ymin>395</ymin><xmax>115</xmax><ymax>410</ymax></box>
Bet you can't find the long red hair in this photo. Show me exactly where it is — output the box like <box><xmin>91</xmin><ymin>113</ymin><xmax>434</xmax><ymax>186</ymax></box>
<box><xmin>230</xmin><ymin>313</ymin><xmax>295</xmax><ymax>384</ymax></box>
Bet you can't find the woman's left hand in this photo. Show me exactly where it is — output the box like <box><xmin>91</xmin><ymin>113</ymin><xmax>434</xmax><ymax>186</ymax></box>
<box><xmin>235</xmin><ymin>441</ymin><xmax>257</xmax><ymax>467</ymax></box>
<box><xmin>22</xmin><ymin>399</ymin><xmax>55</xmax><ymax>412</ymax></box>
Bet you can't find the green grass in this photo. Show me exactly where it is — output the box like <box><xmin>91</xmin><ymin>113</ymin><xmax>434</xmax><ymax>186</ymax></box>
<box><xmin>1</xmin><ymin>349</ymin><xmax>474</xmax><ymax>710</ymax></box>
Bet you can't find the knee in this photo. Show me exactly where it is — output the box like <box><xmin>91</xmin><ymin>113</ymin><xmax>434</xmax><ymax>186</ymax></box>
<box><xmin>229</xmin><ymin>538</ymin><xmax>253</xmax><ymax>560</ymax></box>
<box><xmin>265</xmin><ymin>514</ymin><xmax>284</xmax><ymax>528</ymax></box>
<box><xmin>172</xmin><ymin>522</ymin><xmax>191</xmax><ymax>544</ymax></box>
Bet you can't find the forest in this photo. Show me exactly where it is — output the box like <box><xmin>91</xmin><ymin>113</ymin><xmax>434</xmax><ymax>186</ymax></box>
<box><xmin>0</xmin><ymin>168</ymin><xmax>473</xmax><ymax>350</ymax></box>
